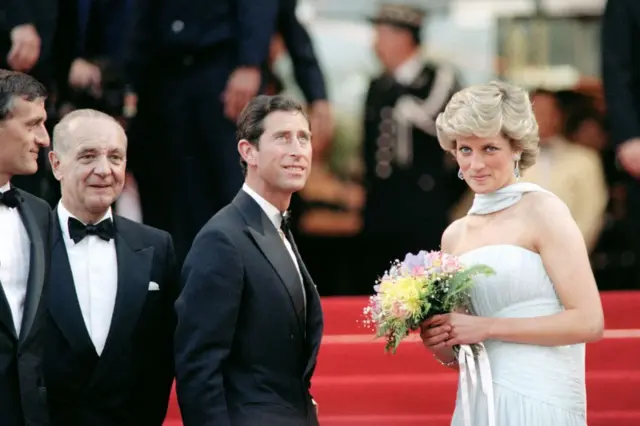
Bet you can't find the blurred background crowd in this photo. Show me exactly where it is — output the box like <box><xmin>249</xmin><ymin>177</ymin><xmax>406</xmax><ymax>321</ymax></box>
<box><xmin>6</xmin><ymin>0</ymin><xmax>640</xmax><ymax>295</ymax></box>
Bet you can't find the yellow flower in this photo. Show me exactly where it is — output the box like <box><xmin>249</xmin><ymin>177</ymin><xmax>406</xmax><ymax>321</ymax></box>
<box><xmin>378</xmin><ymin>276</ymin><xmax>425</xmax><ymax>318</ymax></box>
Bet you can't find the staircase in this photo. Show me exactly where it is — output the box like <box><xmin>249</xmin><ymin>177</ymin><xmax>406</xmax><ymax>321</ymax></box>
<box><xmin>165</xmin><ymin>291</ymin><xmax>640</xmax><ymax>425</ymax></box>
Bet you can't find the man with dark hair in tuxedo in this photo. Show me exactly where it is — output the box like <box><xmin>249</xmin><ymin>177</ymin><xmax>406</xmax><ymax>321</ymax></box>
<box><xmin>0</xmin><ymin>70</ymin><xmax>53</xmax><ymax>426</ymax></box>
<box><xmin>175</xmin><ymin>94</ymin><xmax>323</xmax><ymax>426</ymax></box>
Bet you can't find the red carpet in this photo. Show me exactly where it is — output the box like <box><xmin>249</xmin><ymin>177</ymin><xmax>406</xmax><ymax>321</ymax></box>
<box><xmin>165</xmin><ymin>291</ymin><xmax>640</xmax><ymax>425</ymax></box>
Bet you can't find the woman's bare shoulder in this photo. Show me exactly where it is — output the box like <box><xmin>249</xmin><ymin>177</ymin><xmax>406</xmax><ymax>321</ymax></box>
<box><xmin>522</xmin><ymin>191</ymin><xmax>570</xmax><ymax>217</ymax></box>
<box><xmin>521</xmin><ymin>191</ymin><xmax>574</xmax><ymax>235</ymax></box>
<box><xmin>441</xmin><ymin>217</ymin><xmax>467</xmax><ymax>252</ymax></box>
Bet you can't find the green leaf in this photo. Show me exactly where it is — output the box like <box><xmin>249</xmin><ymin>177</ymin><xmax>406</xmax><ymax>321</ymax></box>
<box><xmin>443</xmin><ymin>265</ymin><xmax>495</xmax><ymax>310</ymax></box>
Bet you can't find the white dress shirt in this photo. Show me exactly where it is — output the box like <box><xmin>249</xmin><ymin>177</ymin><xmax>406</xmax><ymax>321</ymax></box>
<box><xmin>57</xmin><ymin>202</ymin><xmax>118</xmax><ymax>356</ymax></box>
<box><xmin>0</xmin><ymin>182</ymin><xmax>30</xmax><ymax>336</ymax></box>
<box><xmin>242</xmin><ymin>184</ymin><xmax>306</xmax><ymax>307</ymax></box>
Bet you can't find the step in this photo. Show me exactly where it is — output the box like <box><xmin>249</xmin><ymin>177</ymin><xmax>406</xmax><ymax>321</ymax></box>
<box><xmin>163</xmin><ymin>411</ymin><xmax>640</xmax><ymax>426</ymax></box>
<box><xmin>314</xmin><ymin>411</ymin><xmax>640</xmax><ymax>426</ymax></box>
<box><xmin>321</xmin><ymin>292</ymin><xmax>640</xmax><ymax>335</ymax></box>
<box><xmin>309</xmin><ymin>371</ymin><xmax>640</xmax><ymax>415</ymax></box>
<box><xmin>599</xmin><ymin>291</ymin><xmax>640</xmax><ymax>329</ymax></box>
<box><xmin>315</xmin><ymin>334</ymin><xmax>640</xmax><ymax>376</ymax></box>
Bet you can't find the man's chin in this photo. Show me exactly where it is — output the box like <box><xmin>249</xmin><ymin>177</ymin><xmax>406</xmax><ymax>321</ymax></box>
<box><xmin>87</xmin><ymin>196</ymin><xmax>117</xmax><ymax>213</ymax></box>
<box><xmin>15</xmin><ymin>163</ymin><xmax>39</xmax><ymax>176</ymax></box>
<box><xmin>282</xmin><ymin>180</ymin><xmax>307</xmax><ymax>193</ymax></box>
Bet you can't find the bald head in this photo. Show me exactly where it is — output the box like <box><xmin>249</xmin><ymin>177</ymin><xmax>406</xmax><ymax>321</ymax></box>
<box><xmin>52</xmin><ymin>109</ymin><xmax>127</xmax><ymax>156</ymax></box>
<box><xmin>48</xmin><ymin>108</ymin><xmax>128</xmax><ymax>224</ymax></box>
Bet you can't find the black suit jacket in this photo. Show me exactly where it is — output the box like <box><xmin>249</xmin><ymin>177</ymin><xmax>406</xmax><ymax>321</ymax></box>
<box><xmin>126</xmin><ymin>0</ymin><xmax>279</xmax><ymax>92</ymax></box>
<box><xmin>0</xmin><ymin>189</ymin><xmax>53</xmax><ymax>426</ymax></box>
<box><xmin>602</xmin><ymin>0</ymin><xmax>640</xmax><ymax>148</ymax></box>
<box><xmin>175</xmin><ymin>190</ymin><xmax>324</xmax><ymax>426</ymax></box>
<box><xmin>44</xmin><ymin>213</ymin><xmax>178</xmax><ymax>426</ymax></box>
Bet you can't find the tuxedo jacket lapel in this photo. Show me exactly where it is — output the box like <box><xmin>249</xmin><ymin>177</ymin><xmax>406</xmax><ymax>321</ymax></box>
<box><xmin>286</xmin><ymin>239</ymin><xmax>323</xmax><ymax>378</ymax></box>
<box><xmin>48</xmin><ymin>220</ymin><xmax>97</xmax><ymax>357</ymax></box>
<box><xmin>234</xmin><ymin>192</ymin><xmax>306</xmax><ymax>332</ymax></box>
<box><xmin>289</xmin><ymin>240</ymin><xmax>323</xmax><ymax>378</ymax></box>
<box><xmin>90</xmin><ymin>218</ymin><xmax>153</xmax><ymax>386</ymax></box>
<box><xmin>17</xmin><ymin>196</ymin><xmax>46</xmax><ymax>345</ymax></box>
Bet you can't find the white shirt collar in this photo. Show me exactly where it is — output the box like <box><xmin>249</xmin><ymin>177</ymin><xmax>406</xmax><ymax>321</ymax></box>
<box><xmin>0</xmin><ymin>181</ymin><xmax>11</xmax><ymax>193</ymax></box>
<box><xmin>242</xmin><ymin>183</ymin><xmax>283</xmax><ymax>231</ymax></box>
<box><xmin>394</xmin><ymin>52</ymin><xmax>423</xmax><ymax>86</ymax></box>
<box><xmin>57</xmin><ymin>201</ymin><xmax>113</xmax><ymax>243</ymax></box>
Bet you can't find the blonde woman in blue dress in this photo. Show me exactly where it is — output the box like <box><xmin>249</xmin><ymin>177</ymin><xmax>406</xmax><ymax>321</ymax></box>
<box><xmin>419</xmin><ymin>80</ymin><xmax>604</xmax><ymax>426</ymax></box>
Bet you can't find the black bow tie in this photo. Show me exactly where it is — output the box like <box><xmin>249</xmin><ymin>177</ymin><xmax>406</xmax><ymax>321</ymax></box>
<box><xmin>280</xmin><ymin>211</ymin><xmax>291</xmax><ymax>233</ymax></box>
<box><xmin>0</xmin><ymin>188</ymin><xmax>20</xmax><ymax>208</ymax></box>
<box><xmin>68</xmin><ymin>217</ymin><xmax>116</xmax><ymax>243</ymax></box>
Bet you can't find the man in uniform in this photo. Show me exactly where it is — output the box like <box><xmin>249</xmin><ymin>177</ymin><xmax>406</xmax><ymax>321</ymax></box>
<box><xmin>126</xmin><ymin>0</ymin><xmax>280</xmax><ymax>262</ymax></box>
<box><xmin>357</xmin><ymin>4</ymin><xmax>465</xmax><ymax>293</ymax></box>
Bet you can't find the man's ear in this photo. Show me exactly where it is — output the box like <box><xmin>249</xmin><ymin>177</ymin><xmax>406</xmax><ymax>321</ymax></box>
<box><xmin>48</xmin><ymin>150</ymin><xmax>63</xmax><ymax>181</ymax></box>
<box><xmin>237</xmin><ymin>139</ymin><xmax>258</xmax><ymax>167</ymax></box>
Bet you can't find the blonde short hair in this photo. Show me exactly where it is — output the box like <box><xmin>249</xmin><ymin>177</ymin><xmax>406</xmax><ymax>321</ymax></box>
<box><xmin>435</xmin><ymin>80</ymin><xmax>539</xmax><ymax>171</ymax></box>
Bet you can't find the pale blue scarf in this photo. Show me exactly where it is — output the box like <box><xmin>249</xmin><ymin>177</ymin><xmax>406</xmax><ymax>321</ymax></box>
<box><xmin>467</xmin><ymin>182</ymin><xmax>553</xmax><ymax>215</ymax></box>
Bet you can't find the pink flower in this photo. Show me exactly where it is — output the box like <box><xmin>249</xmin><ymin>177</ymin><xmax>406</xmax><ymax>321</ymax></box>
<box><xmin>442</xmin><ymin>255</ymin><xmax>461</xmax><ymax>273</ymax></box>
<box><xmin>412</xmin><ymin>266</ymin><xmax>425</xmax><ymax>276</ymax></box>
<box><xmin>391</xmin><ymin>301</ymin><xmax>410</xmax><ymax>319</ymax></box>
<box><xmin>425</xmin><ymin>251</ymin><xmax>441</xmax><ymax>266</ymax></box>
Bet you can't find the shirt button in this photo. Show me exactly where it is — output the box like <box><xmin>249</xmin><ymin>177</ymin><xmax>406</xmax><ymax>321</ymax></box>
<box><xmin>171</xmin><ymin>20</ymin><xmax>184</xmax><ymax>33</ymax></box>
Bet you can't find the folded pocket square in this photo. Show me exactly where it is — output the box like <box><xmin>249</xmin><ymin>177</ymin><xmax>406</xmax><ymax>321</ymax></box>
<box><xmin>148</xmin><ymin>281</ymin><xmax>160</xmax><ymax>291</ymax></box>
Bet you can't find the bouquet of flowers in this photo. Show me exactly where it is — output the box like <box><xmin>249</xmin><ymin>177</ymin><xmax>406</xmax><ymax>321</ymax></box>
<box><xmin>363</xmin><ymin>250</ymin><xmax>495</xmax><ymax>354</ymax></box>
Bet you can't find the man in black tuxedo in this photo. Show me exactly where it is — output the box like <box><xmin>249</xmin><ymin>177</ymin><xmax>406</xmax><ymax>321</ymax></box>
<box><xmin>44</xmin><ymin>108</ymin><xmax>178</xmax><ymax>426</ymax></box>
<box><xmin>175</xmin><ymin>95</ymin><xmax>324</xmax><ymax>426</ymax></box>
<box><xmin>0</xmin><ymin>70</ymin><xmax>52</xmax><ymax>426</ymax></box>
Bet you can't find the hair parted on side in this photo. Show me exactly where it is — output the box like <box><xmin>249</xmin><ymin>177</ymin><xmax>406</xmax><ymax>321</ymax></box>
<box><xmin>236</xmin><ymin>94</ymin><xmax>308</xmax><ymax>174</ymax></box>
<box><xmin>0</xmin><ymin>69</ymin><xmax>47</xmax><ymax>121</ymax></box>
<box><xmin>435</xmin><ymin>80</ymin><xmax>540</xmax><ymax>171</ymax></box>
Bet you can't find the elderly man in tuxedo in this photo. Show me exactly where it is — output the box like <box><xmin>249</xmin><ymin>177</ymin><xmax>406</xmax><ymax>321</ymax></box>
<box><xmin>0</xmin><ymin>70</ymin><xmax>52</xmax><ymax>426</ymax></box>
<box><xmin>44</xmin><ymin>109</ymin><xmax>178</xmax><ymax>426</ymax></box>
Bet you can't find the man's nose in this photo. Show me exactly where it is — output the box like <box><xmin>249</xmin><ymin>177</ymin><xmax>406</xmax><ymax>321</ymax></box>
<box><xmin>289</xmin><ymin>138</ymin><xmax>306</xmax><ymax>155</ymax></box>
<box><xmin>93</xmin><ymin>156</ymin><xmax>111</xmax><ymax>175</ymax></box>
<box><xmin>35</xmin><ymin>127</ymin><xmax>50</xmax><ymax>148</ymax></box>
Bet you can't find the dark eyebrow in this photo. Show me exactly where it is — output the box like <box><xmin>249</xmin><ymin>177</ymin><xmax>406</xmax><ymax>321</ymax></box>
<box><xmin>26</xmin><ymin>115</ymin><xmax>45</xmax><ymax>126</ymax></box>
